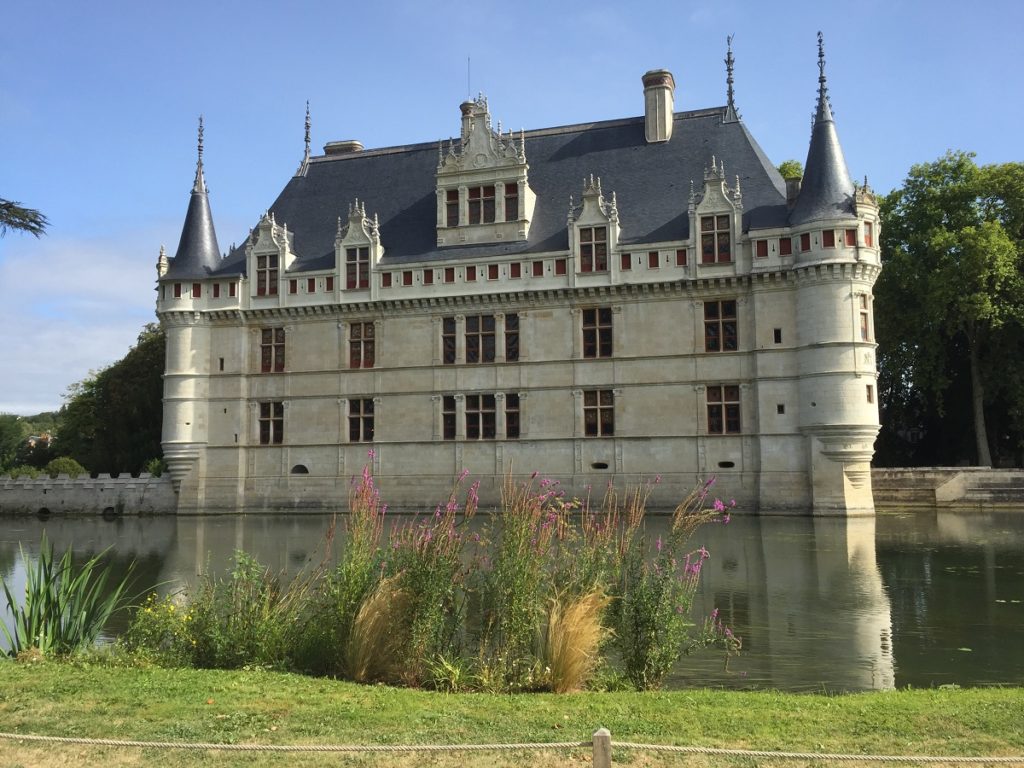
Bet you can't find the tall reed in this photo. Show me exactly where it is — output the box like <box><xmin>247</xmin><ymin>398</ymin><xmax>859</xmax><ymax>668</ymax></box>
<box><xmin>1</xmin><ymin>535</ymin><xmax>135</xmax><ymax>657</ymax></box>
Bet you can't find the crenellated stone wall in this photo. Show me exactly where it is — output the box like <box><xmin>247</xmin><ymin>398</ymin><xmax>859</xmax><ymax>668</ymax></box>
<box><xmin>0</xmin><ymin>473</ymin><xmax>176</xmax><ymax>516</ymax></box>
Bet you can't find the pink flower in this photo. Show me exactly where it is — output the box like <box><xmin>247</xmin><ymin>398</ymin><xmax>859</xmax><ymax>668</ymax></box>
<box><xmin>713</xmin><ymin>498</ymin><xmax>726</xmax><ymax>512</ymax></box>
<box><xmin>656</xmin><ymin>535</ymin><xmax>663</xmax><ymax>553</ymax></box>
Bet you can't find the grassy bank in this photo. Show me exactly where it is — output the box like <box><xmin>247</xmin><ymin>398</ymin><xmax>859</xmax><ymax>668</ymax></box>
<box><xmin>1</xmin><ymin>659</ymin><xmax>1022</xmax><ymax>767</ymax></box>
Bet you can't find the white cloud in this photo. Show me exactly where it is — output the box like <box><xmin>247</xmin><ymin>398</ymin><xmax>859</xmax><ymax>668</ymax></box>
<box><xmin>0</xmin><ymin>234</ymin><xmax>158</xmax><ymax>414</ymax></box>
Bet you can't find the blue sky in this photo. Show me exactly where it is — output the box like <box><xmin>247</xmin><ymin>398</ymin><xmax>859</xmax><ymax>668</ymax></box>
<box><xmin>2</xmin><ymin>0</ymin><xmax>1022</xmax><ymax>415</ymax></box>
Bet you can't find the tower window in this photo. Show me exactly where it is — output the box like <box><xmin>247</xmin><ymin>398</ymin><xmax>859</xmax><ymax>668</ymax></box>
<box><xmin>620</xmin><ymin>253</ymin><xmax>632</xmax><ymax>271</ymax></box>
<box><xmin>488</xmin><ymin>264</ymin><xmax>499</xmax><ymax>280</ymax></box>
<box><xmin>532</xmin><ymin>260</ymin><xmax>544</xmax><ymax>277</ymax></box>
<box><xmin>779</xmin><ymin>238</ymin><xmax>793</xmax><ymax>256</ymax></box>
<box><xmin>676</xmin><ymin>248</ymin><xmax>688</xmax><ymax>266</ymax></box>
<box><xmin>859</xmin><ymin>295</ymin><xmax>872</xmax><ymax>341</ymax></box>
<box><xmin>845</xmin><ymin>228</ymin><xmax>857</xmax><ymax>246</ymax></box>
<box><xmin>289</xmin><ymin>279</ymin><xmax>297</xmax><ymax>294</ymax></box>
<box><xmin>579</xmin><ymin>226</ymin><xmax>608</xmax><ymax>272</ymax></box>
<box><xmin>444</xmin><ymin>267</ymin><xmax>455</xmax><ymax>283</ymax></box>
<box><xmin>307</xmin><ymin>277</ymin><xmax>316</xmax><ymax>293</ymax></box>
<box><xmin>864</xmin><ymin>222</ymin><xmax>874</xmax><ymax>247</ymax></box>
<box><xmin>755</xmin><ymin>240</ymin><xmax>769</xmax><ymax>258</ymax></box>
<box><xmin>402</xmin><ymin>271</ymin><xmax>413</xmax><ymax>287</ymax></box>
<box><xmin>800</xmin><ymin>233</ymin><xmax>811</xmax><ymax>252</ymax></box>
<box><xmin>648</xmin><ymin>251</ymin><xmax>660</xmax><ymax>269</ymax></box>
<box><xmin>700</xmin><ymin>215</ymin><xmax>731</xmax><ymax>264</ymax></box>
<box><xmin>823</xmin><ymin>230</ymin><xmax>836</xmax><ymax>248</ymax></box>
<box><xmin>510</xmin><ymin>262</ymin><xmax>522</xmax><ymax>279</ymax></box>
<box><xmin>423</xmin><ymin>269</ymin><xmax>434</xmax><ymax>285</ymax></box>
<box><xmin>192</xmin><ymin>283</ymin><xmax>202</xmax><ymax>298</ymax></box>
<box><xmin>466</xmin><ymin>265</ymin><xmax>477</xmax><ymax>282</ymax></box>
<box><xmin>213</xmin><ymin>283</ymin><xmax>221</xmax><ymax>298</ymax></box>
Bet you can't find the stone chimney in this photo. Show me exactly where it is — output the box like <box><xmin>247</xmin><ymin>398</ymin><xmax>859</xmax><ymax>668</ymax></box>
<box><xmin>786</xmin><ymin>177</ymin><xmax>802</xmax><ymax>208</ymax></box>
<box><xmin>642</xmin><ymin>69</ymin><xmax>675</xmax><ymax>143</ymax></box>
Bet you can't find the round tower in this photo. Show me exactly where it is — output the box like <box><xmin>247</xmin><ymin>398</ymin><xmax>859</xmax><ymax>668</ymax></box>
<box><xmin>156</xmin><ymin>117</ymin><xmax>220</xmax><ymax>510</ymax></box>
<box><xmin>790</xmin><ymin>34</ymin><xmax>881</xmax><ymax>515</ymax></box>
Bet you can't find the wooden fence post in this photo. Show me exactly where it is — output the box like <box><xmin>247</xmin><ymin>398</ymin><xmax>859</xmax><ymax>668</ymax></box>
<box><xmin>592</xmin><ymin>727</ymin><xmax>612</xmax><ymax>768</ymax></box>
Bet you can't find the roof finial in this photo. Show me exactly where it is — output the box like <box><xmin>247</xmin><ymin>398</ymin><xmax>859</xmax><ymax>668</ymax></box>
<box><xmin>724</xmin><ymin>34</ymin><xmax>739</xmax><ymax>121</ymax></box>
<box><xmin>814</xmin><ymin>31</ymin><xmax>833</xmax><ymax>122</ymax></box>
<box><xmin>192</xmin><ymin>115</ymin><xmax>207</xmax><ymax>193</ymax></box>
<box><xmin>304</xmin><ymin>100</ymin><xmax>311</xmax><ymax>157</ymax></box>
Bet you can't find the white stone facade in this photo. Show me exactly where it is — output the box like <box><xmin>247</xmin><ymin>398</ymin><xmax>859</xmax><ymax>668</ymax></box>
<box><xmin>157</xmin><ymin>48</ymin><xmax>880</xmax><ymax>515</ymax></box>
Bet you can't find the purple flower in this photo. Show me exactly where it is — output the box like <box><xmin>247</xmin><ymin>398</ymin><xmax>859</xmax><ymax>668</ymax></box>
<box><xmin>713</xmin><ymin>498</ymin><xmax>726</xmax><ymax>512</ymax></box>
<box><xmin>367</xmin><ymin>449</ymin><xmax>376</xmax><ymax>460</ymax></box>
<box><xmin>656</xmin><ymin>535</ymin><xmax>663</xmax><ymax>553</ymax></box>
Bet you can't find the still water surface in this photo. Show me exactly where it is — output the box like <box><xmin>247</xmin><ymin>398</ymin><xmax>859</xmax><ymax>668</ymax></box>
<box><xmin>2</xmin><ymin>509</ymin><xmax>1022</xmax><ymax>691</ymax></box>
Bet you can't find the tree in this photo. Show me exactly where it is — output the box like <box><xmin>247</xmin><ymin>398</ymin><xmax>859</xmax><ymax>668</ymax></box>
<box><xmin>875</xmin><ymin>151</ymin><xmax>1024</xmax><ymax>467</ymax></box>
<box><xmin>0</xmin><ymin>414</ymin><xmax>27</xmax><ymax>471</ymax></box>
<box><xmin>56</xmin><ymin>324</ymin><xmax>166</xmax><ymax>474</ymax></box>
<box><xmin>0</xmin><ymin>198</ymin><xmax>48</xmax><ymax>237</ymax></box>
<box><xmin>777</xmin><ymin>159</ymin><xmax>804</xmax><ymax>179</ymax></box>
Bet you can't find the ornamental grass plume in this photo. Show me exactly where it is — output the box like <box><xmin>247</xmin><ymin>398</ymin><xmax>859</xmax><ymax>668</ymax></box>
<box><xmin>544</xmin><ymin>588</ymin><xmax>611</xmax><ymax>693</ymax></box>
<box><xmin>347</xmin><ymin>575</ymin><xmax>411</xmax><ymax>684</ymax></box>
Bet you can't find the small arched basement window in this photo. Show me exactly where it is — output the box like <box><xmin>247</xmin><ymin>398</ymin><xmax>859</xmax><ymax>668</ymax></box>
<box><xmin>290</xmin><ymin>464</ymin><xmax>310</xmax><ymax>475</ymax></box>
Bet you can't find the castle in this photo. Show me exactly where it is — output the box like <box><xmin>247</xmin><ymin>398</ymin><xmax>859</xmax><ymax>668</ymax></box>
<box><xmin>156</xmin><ymin>34</ymin><xmax>881</xmax><ymax>515</ymax></box>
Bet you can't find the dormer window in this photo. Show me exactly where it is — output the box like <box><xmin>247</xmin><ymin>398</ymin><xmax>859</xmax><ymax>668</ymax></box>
<box><xmin>580</xmin><ymin>227</ymin><xmax>608</xmax><ymax>272</ymax></box>
<box><xmin>346</xmin><ymin>247</ymin><xmax>369</xmax><ymax>289</ymax></box>
<box><xmin>435</xmin><ymin>95</ymin><xmax>534</xmax><ymax>247</ymax></box>
<box><xmin>446</xmin><ymin>191</ymin><xmax>459</xmax><ymax>227</ymax></box>
<box><xmin>469</xmin><ymin>186</ymin><xmax>496</xmax><ymax>224</ymax></box>
<box><xmin>505</xmin><ymin>183</ymin><xmax>519</xmax><ymax>220</ymax></box>
<box><xmin>256</xmin><ymin>254</ymin><xmax>279</xmax><ymax>296</ymax></box>
<box><xmin>700</xmin><ymin>215</ymin><xmax>731</xmax><ymax>264</ymax></box>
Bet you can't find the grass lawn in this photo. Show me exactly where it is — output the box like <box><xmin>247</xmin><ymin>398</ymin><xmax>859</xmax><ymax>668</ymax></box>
<box><xmin>1</xmin><ymin>658</ymin><xmax>1022</xmax><ymax>767</ymax></box>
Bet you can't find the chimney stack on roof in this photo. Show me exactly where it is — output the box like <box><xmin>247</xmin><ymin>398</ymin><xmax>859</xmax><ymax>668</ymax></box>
<box><xmin>642</xmin><ymin>69</ymin><xmax>675</xmax><ymax>144</ymax></box>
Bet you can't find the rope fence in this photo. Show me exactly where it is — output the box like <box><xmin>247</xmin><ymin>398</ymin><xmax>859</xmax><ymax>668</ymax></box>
<box><xmin>2</xmin><ymin>728</ymin><xmax>1023</xmax><ymax>765</ymax></box>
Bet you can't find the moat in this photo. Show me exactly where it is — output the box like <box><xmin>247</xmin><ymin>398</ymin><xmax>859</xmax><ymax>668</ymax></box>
<box><xmin>2</xmin><ymin>509</ymin><xmax>1023</xmax><ymax>691</ymax></box>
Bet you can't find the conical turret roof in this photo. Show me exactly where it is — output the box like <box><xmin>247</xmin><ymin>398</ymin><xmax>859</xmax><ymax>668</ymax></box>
<box><xmin>789</xmin><ymin>33</ymin><xmax>855</xmax><ymax>226</ymax></box>
<box><xmin>166</xmin><ymin>117</ymin><xmax>221</xmax><ymax>279</ymax></box>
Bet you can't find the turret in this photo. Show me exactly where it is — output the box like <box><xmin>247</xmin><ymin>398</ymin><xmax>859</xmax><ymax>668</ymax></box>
<box><xmin>158</xmin><ymin>117</ymin><xmax>216</xmax><ymax>506</ymax></box>
<box><xmin>790</xmin><ymin>34</ymin><xmax>880</xmax><ymax>515</ymax></box>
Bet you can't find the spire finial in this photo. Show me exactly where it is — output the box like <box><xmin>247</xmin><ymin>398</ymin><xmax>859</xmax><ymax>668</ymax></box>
<box><xmin>192</xmin><ymin>115</ymin><xmax>207</xmax><ymax>193</ymax></box>
<box><xmin>814</xmin><ymin>31</ymin><xmax>833</xmax><ymax>121</ymax></box>
<box><xmin>304</xmin><ymin>100</ymin><xmax>311</xmax><ymax>157</ymax></box>
<box><xmin>725</xmin><ymin>34</ymin><xmax>736</xmax><ymax>113</ymax></box>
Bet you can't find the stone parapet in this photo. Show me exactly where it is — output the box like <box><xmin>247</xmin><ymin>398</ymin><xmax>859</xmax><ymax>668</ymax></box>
<box><xmin>0</xmin><ymin>473</ymin><xmax>176</xmax><ymax>516</ymax></box>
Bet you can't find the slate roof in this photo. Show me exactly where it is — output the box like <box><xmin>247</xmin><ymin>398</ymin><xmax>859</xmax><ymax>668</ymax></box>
<box><xmin>202</xmin><ymin>106</ymin><xmax>794</xmax><ymax>277</ymax></box>
<box><xmin>165</xmin><ymin>164</ymin><xmax>223</xmax><ymax>279</ymax></box>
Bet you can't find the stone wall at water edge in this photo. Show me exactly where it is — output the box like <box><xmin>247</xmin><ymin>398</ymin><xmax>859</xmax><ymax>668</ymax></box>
<box><xmin>0</xmin><ymin>473</ymin><xmax>176</xmax><ymax>515</ymax></box>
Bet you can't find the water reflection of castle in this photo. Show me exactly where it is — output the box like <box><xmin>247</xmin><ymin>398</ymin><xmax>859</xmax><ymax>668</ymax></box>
<box><xmin>685</xmin><ymin>516</ymin><xmax>895</xmax><ymax>691</ymax></box>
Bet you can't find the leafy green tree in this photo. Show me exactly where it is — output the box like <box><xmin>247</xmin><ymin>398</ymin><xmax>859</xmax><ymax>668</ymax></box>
<box><xmin>777</xmin><ymin>159</ymin><xmax>804</xmax><ymax>179</ymax></box>
<box><xmin>876</xmin><ymin>151</ymin><xmax>1024</xmax><ymax>467</ymax></box>
<box><xmin>56</xmin><ymin>324</ymin><xmax>165</xmax><ymax>474</ymax></box>
<box><xmin>0</xmin><ymin>414</ymin><xmax>28</xmax><ymax>471</ymax></box>
<box><xmin>0</xmin><ymin>198</ymin><xmax>48</xmax><ymax>237</ymax></box>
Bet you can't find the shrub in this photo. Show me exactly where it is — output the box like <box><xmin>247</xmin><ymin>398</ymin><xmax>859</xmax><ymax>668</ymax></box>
<box><xmin>611</xmin><ymin>481</ymin><xmax>733</xmax><ymax>690</ymax></box>
<box><xmin>1</xmin><ymin>535</ymin><xmax>135</xmax><ymax>656</ymax></box>
<box><xmin>44</xmin><ymin>456</ymin><xmax>87</xmax><ymax>478</ymax></box>
<box><xmin>121</xmin><ymin>593</ymin><xmax>194</xmax><ymax>666</ymax></box>
<box><xmin>4</xmin><ymin>465</ymin><xmax>40</xmax><ymax>479</ymax></box>
<box><xmin>142</xmin><ymin>457</ymin><xmax>165</xmax><ymax>477</ymax></box>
